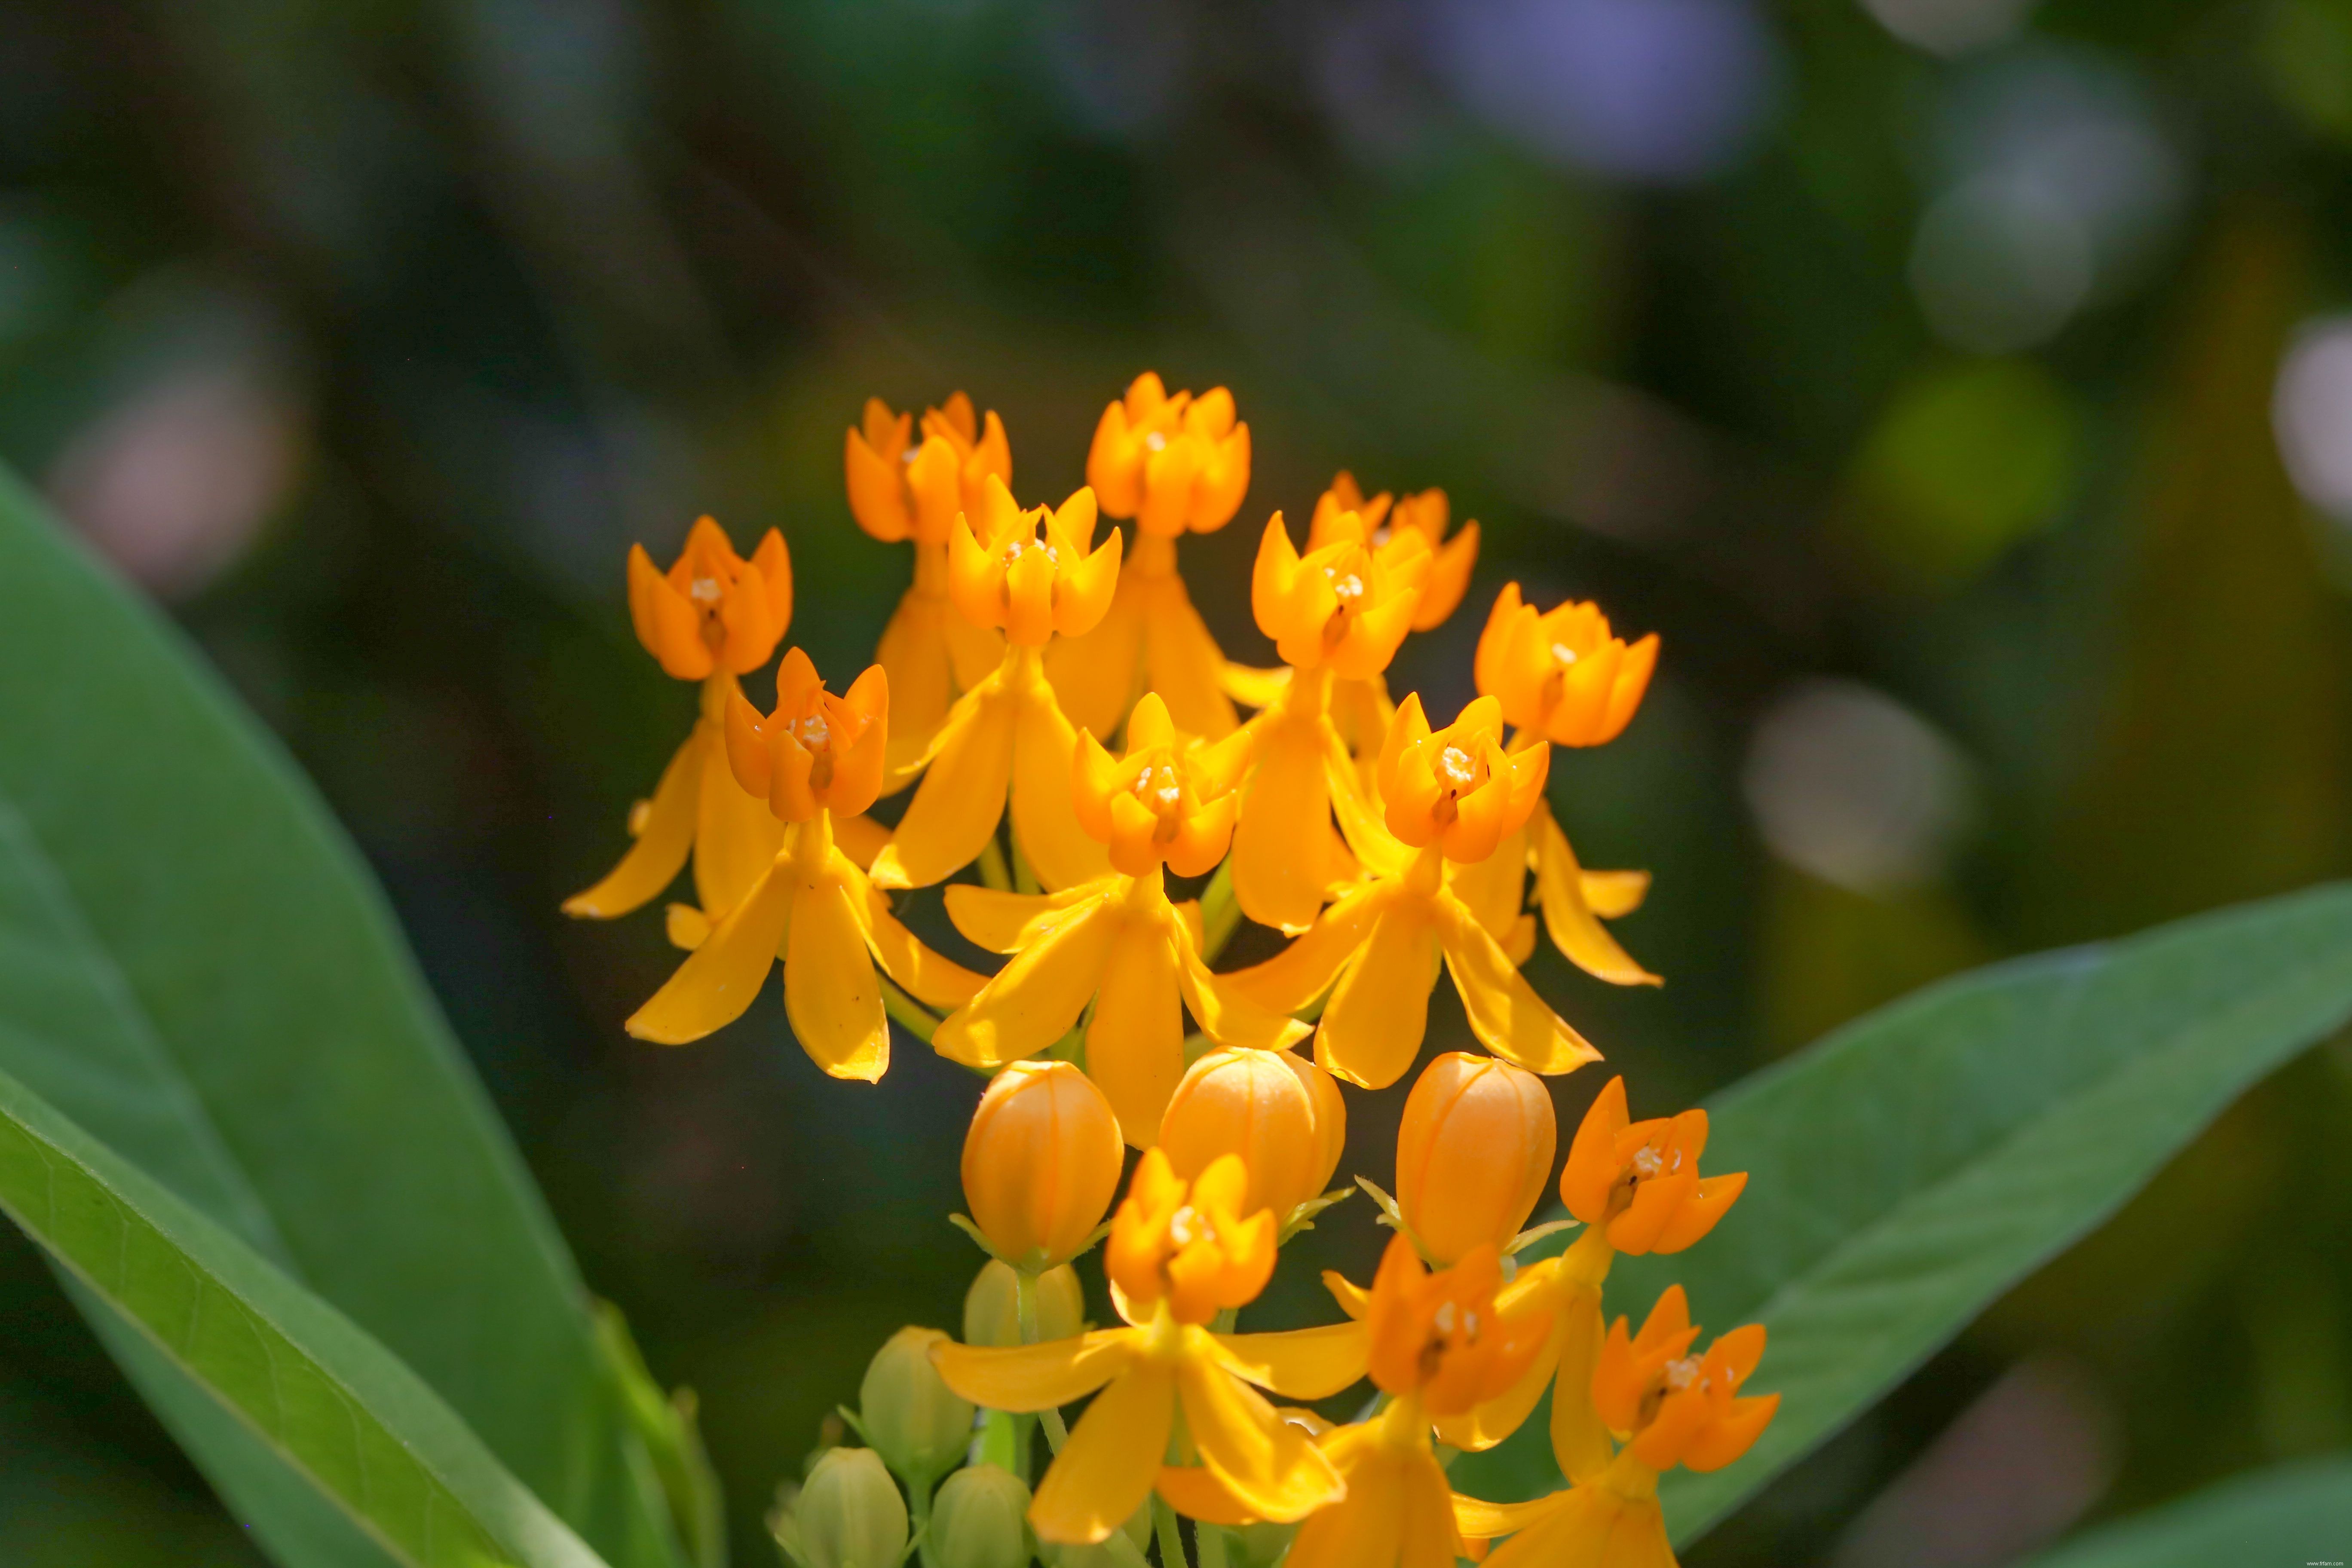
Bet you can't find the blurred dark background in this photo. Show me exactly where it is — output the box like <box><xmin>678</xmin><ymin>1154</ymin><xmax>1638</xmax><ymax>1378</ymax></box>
<box><xmin>3</xmin><ymin>0</ymin><xmax>2351</xmax><ymax>1563</ymax></box>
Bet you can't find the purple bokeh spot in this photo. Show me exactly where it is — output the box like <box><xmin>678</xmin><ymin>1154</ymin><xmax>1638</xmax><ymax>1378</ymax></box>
<box><xmin>1432</xmin><ymin>0</ymin><xmax>1780</xmax><ymax>182</ymax></box>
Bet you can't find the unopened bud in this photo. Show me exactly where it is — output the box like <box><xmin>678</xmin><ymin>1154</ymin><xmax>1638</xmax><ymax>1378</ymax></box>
<box><xmin>962</xmin><ymin>1060</ymin><xmax>1124</xmax><ymax>1270</ymax></box>
<box><xmin>794</xmin><ymin>1447</ymin><xmax>907</xmax><ymax>1568</ymax></box>
<box><xmin>930</xmin><ymin>1464</ymin><xmax>1030</xmax><ymax>1568</ymax></box>
<box><xmin>963</xmin><ymin>1259</ymin><xmax>1085</xmax><ymax>1347</ymax></box>
<box><xmin>1396</xmin><ymin>1052</ymin><xmax>1557</xmax><ymax>1264</ymax></box>
<box><xmin>859</xmin><ymin>1327</ymin><xmax>974</xmax><ymax>1482</ymax></box>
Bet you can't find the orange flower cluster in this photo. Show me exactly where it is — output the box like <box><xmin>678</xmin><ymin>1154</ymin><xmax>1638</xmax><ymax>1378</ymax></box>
<box><xmin>566</xmin><ymin>375</ymin><xmax>1770</xmax><ymax>1566</ymax></box>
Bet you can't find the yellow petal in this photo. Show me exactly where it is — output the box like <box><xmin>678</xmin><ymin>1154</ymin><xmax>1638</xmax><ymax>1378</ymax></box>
<box><xmin>1325</xmin><ymin>733</ymin><xmax>1412</xmax><ymax>881</ymax></box>
<box><xmin>1446</xmin><ymin>824</ymin><xmax>1527</xmax><ymax>943</ymax></box>
<box><xmin>1141</xmin><ymin>578</ymin><xmax>1238</xmax><ymax>738</ymax></box>
<box><xmin>1087</xmin><ymin>916</ymin><xmax>1186</xmax><ymax>1148</ymax></box>
<box><xmin>1171</xmin><ymin>928</ymin><xmax>1312</xmax><ymax>1054</ymax></box>
<box><xmin>1399</xmin><ymin>1449</ymin><xmax>1468</xmax><ymax>1568</ymax></box>
<box><xmin>1231</xmin><ymin>713</ymin><xmax>1338</xmax><ymax>933</ymax></box>
<box><xmin>1220</xmin><ymin>881</ymin><xmax>1389</xmax><ymax>1016</ymax></box>
<box><xmin>1450</xmin><ymin>1490</ymin><xmax>1568</xmax><ymax>1543</ymax></box>
<box><xmin>563</xmin><ymin>728</ymin><xmax>701</xmax><ymax>919</ymax></box>
<box><xmin>1044</xmin><ymin>580</ymin><xmax>1145</xmax><ymax>744</ymax></box>
<box><xmin>875</xmin><ymin>589</ymin><xmax>955</xmax><ymax>744</ymax></box>
<box><xmin>1208</xmin><ymin>1323</ymin><xmax>1369</xmax><ymax>1401</ymax></box>
<box><xmin>870</xmin><ymin>679</ymin><xmax>1015</xmax><ymax>889</ymax></box>
<box><xmin>1579</xmin><ymin>868</ymin><xmax>1651</xmax><ymax>920</ymax></box>
<box><xmin>1154</xmin><ymin>1464</ymin><xmax>1263</xmax><ymax>1528</ymax></box>
<box><xmin>1549</xmin><ymin>1290</ymin><xmax>1614</xmax><ymax>1485</ymax></box>
<box><xmin>1011</xmin><ymin>677</ymin><xmax>1113</xmax><ymax>892</ymax></box>
<box><xmin>1032</xmin><ymin>1361</ymin><xmax>1175</xmax><ymax>1547</ymax></box>
<box><xmin>849</xmin><ymin>860</ymin><xmax>986</xmax><ymax>1011</ymax></box>
<box><xmin>784</xmin><ymin>870</ymin><xmax>889</xmax><ymax>1081</ymax></box>
<box><xmin>1318</xmin><ymin>897</ymin><xmax>1439</xmax><ymax>1090</ymax></box>
<box><xmin>1435</xmin><ymin>892</ymin><xmax>1603</xmax><ymax>1076</ymax></box>
<box><xmin>1535</xmin><ymin>809</ymin><xmax>1661</xmax><ymax>986</ymax></box>
<box><xmin>1283</xmin><ymin>1433</ymin><xmax>1399</xmax><ymax>1568</ymax></box>
<box><xmin>831</xmin><ymin>811</ymin><xmax>891</xmax><ymax>871</ymax></box>
<box><xmin>695</xmin><ymin>723</ymin><xmax>788</xmax><ymax>916</ymax></box>
<box><xmin>934</xmin><ymin>888</ymin><xmax>1120</xmax><ymax>1070</ymax></box>
<box><xmin>944</xmin><ymin>881</ymin><xmax>1098</xmax><ymax>954</ymax></box>
<box><xmin>1219</xmin><ymin>662</ymin><xmax>1291</xmax><ymax>711</ymax></box>
<box><xmin>625</xmin><ymin>856</ymin><xmax>792</xmax><ymax>1044</ymax></box>
<box><xmin>1481</xmin><ymin>1485</ymin><xmax>1671</xmax><ymax>1568</ymax></box>
<box><xmin>1175</xmin><ymin>1338</ymin><xmax>1344</xmax><ymax>1524</ymax></box>
<box><xmin>933</xmin><ymin>1329</ymin><xmax>1139</xmax><ymax>1412</ymax></box>
<box><xmin>664</xmin><ymin>902</ymin><xmax>711</xmax><ymax>950</ymax></box>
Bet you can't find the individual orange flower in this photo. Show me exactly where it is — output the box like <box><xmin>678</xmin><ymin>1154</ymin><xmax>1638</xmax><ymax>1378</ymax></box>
<box><xmin>843</xmin><ymin>394</ymin><xmax>1012</xmax><ymax>773</ymax></box>
<box><xmin>1393</xmin><ymin>1053</ymin><xmax>1557</xmax><ymax>1265</ymax></box>
<box><xmin>961</xmin><ymin>1060</ymin><xmax>1124</xmax><ymax>1273</ymax></box>
<box><xmin>1252</xmin><ymin>508</ymin><xmax>1430</xmax><ymax>680</ymax></box>
<box><xmin>1049</xmin><ymin>374</ymin><xmax>1254</xmax><ymax>740</ymax></box>
<box><xmin>1270</xmin><ymin>1237</ymin><xmax>1550</xmax><ymax>1568</ymax></box>
<box><xmin>1379</xmin><ymin>692</ymin><xmax>1550</xmax><ymax>866</ymax></box>
<box><xmin>1084</xmin><ymin>372</ymin><xmax>1252</xmax><ymax>537</ymax></box>
<box><xmin>624</xmin><ymin>652</ymin><xmax>983</xmax><ymax>1080</ymax></box>
<box><xmin>931</xmin><ymin>1152</ymin><xmax>1357</xmax><ymax>1545</ymax></box>
<box><xmin>565</xmin><ymin>518</ymin><xmax>793</xmax><ymax>927</ymax></box>
<box><xmin>1439</xmin><ymin>1077</ymin><xmax>1748</xmax><ymax>1472</ymax></box>
<box><xmin>1456</xmin><ymin>1287</ymin><xmax>1776</xmax><ymax>1568</ymax></box>
<box><xmin>1308</xmin><ymin>473</ymin><xmax>1480</xmax><ymax>634</ymax></box>
<box><xmin>1158</xmin><ymin>1046</ymin><xmax>1345</xmax><ymax>1223</ymax></box>
<box><xmin>933</xmin><ymin>695</ymin><xmax>1305</xmax><ymax>1145</ymax></box>
<box><xmin>1226</xmin><ymin>698</ymin><xmax>1596</xmax><ymax>1091</ymax></box>
<box><xmin>869</xmin><ymin>479</ymin><xmax>1121</xmax><ymax>893</ymax></box>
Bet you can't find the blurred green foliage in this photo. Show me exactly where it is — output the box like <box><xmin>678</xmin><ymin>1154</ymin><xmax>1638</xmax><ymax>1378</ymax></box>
<box><xmin>2</xmin><ymin>0</ymin><xmax>2350</xmax><ymax>1563</ymax></box>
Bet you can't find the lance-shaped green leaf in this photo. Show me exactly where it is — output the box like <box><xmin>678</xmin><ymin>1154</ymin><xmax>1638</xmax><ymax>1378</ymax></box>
<box><xmin>0</xmin><ymin>466</ymin><xmax>685</xmax><ymax>1564</ymax></box>
<box><xmin>1451</xmin><ymin>884</ymin><xmax>2352</xmax><ymax>1544</ymax></box>
<box><xmin>2024</xmin><ymin>1456</ymin><xmax>2352</xmax><ymax>1568</ymax></box>
<box><xmin>0</xmin><ymin>1058</ymin><xmax>610</xmax><ymax>1568</ymax></box>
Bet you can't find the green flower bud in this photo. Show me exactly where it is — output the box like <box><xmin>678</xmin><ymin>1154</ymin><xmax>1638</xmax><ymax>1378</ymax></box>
<box><xmin>795</xmin><ymin>1447</ymin><xmax>907</xmax><ymax>1568</ymax></box>
<box><xmin>929</xmin><ymin>1464</ymin><xmax>1030</xmax><ymax>1568</ymax></box>
<box><xmin>1045</xmin><ymin>1505</ymin><xmax>1149</xmax><ymax>1567</ymax></box>
<box><xmin>860</xmin><ymin>1327</ymin><xmax>974</xmax><ymax>1482</ymax></box>
<box><xmin>963</xmin><ymin>1259</ymin><xmax>1085</xmax><ymax>1348</ymax></box>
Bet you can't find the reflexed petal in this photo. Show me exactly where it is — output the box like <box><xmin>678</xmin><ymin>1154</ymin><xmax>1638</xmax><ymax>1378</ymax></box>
<box><xmin>1011</xmin><ymin>678</ymin><xmax>1113</xmax><ymax>892</ymax></box>
<box><xmin>1451</xmin><ymin>1490</ymin><xmax>1565</xmax><ymax>1543</ymax></box>
<box><xmin>1154</xmin><ymin>1464</ymin><xmax>1262</xmax><ymax>1528</ymax></box>
<box><xmin>1086</xmin><ymin>918</ymin><xmax>1186</xmax><ymax>1148</ymax></box>
<box><xmin>784</xmin><ymin>872</ymin><xmax>889</xmax><ymax>1081</ymax></box>
<box><xmin>1142</xmin><ymin>579</ymin><xmax>1239</xmax><ymax>738</ymax></box>
<box><xmin>1172</xmin><ymin>923</ymin><xmax>1313</xmax><ymax>1054</ymax></box>
<box><xmin>1398</xmin><ymin>1449</ymin><xmax>1468</xmax><ymax>1568</ymax></box>
<box><xmin>1232</xmin><ymin>711</ymin><xmax>1346</xmax><ymax>934</ymax></box>
<box><xmin>564</xmin><ymin>729</ymin><xmax>702</xmax><ymax>919</ymax></box>
<box><xmin>934</xmin><ymin>892</ymin><xmax>1119</xmax><ymax>1070</ymax></box>
<box><xmin>933</xmin><ymin>1329</ymin><xmax>1139</xmax><ymax>1413</ymax></box>
<box><xmin>851</xmin><ymin>862</ymin><xmax>986</xmax><ymax>1011</ymax></box>
<box><xmin>1535</xmin><ymin>809</ymin><xmax>1660</xmax><ymax>987</ymax></box>
<box><xmin>1282</xmin><ymin>1430</ymin><xmax>1398</xmax><ymax>1568</ymax></box>
<box><xmin>1208</xmin><ymin>1323</ymin><xmax>1370</xmax><ymax>1401</ymax></box>
<box><xmin>1436</xmin><ymin>893</ymin><xmax>1602</xmax><ymax>1076</ymax></box>
<box><xmin>696</xmin><ymin>728</ymin><xmax>788</xmax><ymax>916</ymax></box>
<box><xmin>625</xmin><ymin>860</ymin><xmax>793</xmax><ymax>1044</ymax></box>
<box><xmin>1220</xmin><ymin>881</ymin><xmax>1388</xmax><ymax>1015</ymax></box>
<box><xmin>876</xmin><ymin>590</ymin><xmax>955</xmax><ymax>749</ymax></box>
<box><xmin>1219</xmin><ymin>662</ymin><xmax>1290</xmax><ymax>711</ymax></box>
<box><xmin>1175</xmin><ymin>1348</ymin><xmax>1344</xmax><ymax>1524</ymax></box>
<box><xmin>832</xmin><ymin>811</ymin><xmax>890</xmax><ymax>871</ymax></box>
<box><xmin>1580</xmin><ymin>867</ymin><xmax>1651</xmax><ymax>919</ymax></box>
<box><xmin>1318</xmin><ymin>899</ymin><xmax>1439</xmax><ymax>1090</ymax></box>
<box><xmin>1046</xmin><ymin>582</ymin><xmax>1146</xmax><ymax>748</ymax></box>
<box><xmin>944</xmin><ymin>881</ymin><xmax>1100</xmax><ymax>954</ymax></box>
<box><xmin>1482</xmin><ymin>1485</ymin><xmax>1674</xmax><ymax>1568</ymax></box>
<box><xmin>871</xmin><ymin>680</ymin><xmax>1015</xmax><ymax>889</ymax></box>
<box><xmin>1548</xmin><ymin>1292</ymin><xmax>1613</xmax><ymax>1484</ymax></box>
<box><xmin>1032</xmin><ymin>1362</ymin><xmax>1176</xmax><ymax>1546</ymax></box>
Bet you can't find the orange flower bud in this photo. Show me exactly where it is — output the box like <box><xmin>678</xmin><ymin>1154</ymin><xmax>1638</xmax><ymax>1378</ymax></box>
<box><xmin>1308</xmin><ymin>474</ymin><xmax>1481</xmax><ymax>633</ymax></box>
<box><xmin>1085</xmin><ymin>372</ymin><xmax>1251</xmax><ymax>536</ymax></box>
<box><xmin>1104</xmin><ymin>1148</ymin><xmax>1276</xmax><ymax>1325</ymax></box>
<box><xmin>1250</xmin><ymin>509</ymin><xmax>1429</xmax><ymax>679</ymax></box>
<box><xmin>1362</xmin><ymin>1234</ymin><xmax>1552</xmax><ymax>1416</ymax></box>
<box><xmin>724</xmin><ymin>648</ymin><xmax>890</xmax><ymax>822</ymax></box>
<box><xmin>1071</xmin><ymin>692</ymin><xmax>1252</xmax><ymax>877</ymax></box>
<box><xmin>1593</xmin><ymin>1286</ymin><xmax>1777</xmax><ymax>1474</ymax></box>
<box><xmin>961</xmin><ymin>1061</ymin><xmax>1124</xmax><ymax>1272</ymax></box>
<box><xmin>1473</xmin><ymin>582</ymin><xmax>1659</xmax><ymax>748</ymax></box>
<box><xmin>1157</xmin><ymin>1047</ymin><xmax>1324</xmax><ymax>1220</ymax></box>
<box><xmin>625</xmin><ymin>516</ymin><xmax>793</xmax><ymax>681</ymax></box>
<box><xmin>1277</xmin><ymin>1046</ymin><xmax>1348</xmax><ymax>1202</ymax></box>
<box><xmin>948</xmin><ymin>478</ymin><xmax>1123</xmax><ymax>647</ymax></box>
<box><xmin>1560</xmin><ymin>1076</ymin><xmax>1746</xmax><ymax>1256</ymax></box>
<box><xmin>1377</xmin><ymin>693</ymin><xmax>1550</xmax><ymax>865</ymax></box>
<box><xmin>844</xmin><ymin>392</ymin><xmax>1013</xmax><ymax>546</ymax></box>
<box><xmin>1395</xmin><ymin>1052</ymin><xmax>1558</xmax><ymax>1265</ymax></box>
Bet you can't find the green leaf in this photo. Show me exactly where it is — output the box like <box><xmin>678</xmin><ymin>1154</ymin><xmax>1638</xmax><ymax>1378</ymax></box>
<box><xmin>2024</xmin><ymin>1456</ymin><xmax>2352</xmax><ymax>1568</ymax></box>
<box><xmin>0</xmin><ymin>469</ymin><xmax>684</xmax><ymax>1563</ymax></box>
<box><xmin>1452</xmin><ymin>884</ymin><xmax>2352</xmax><ymax>1544</ymax></box>
<box><xmin>0</xmin><ymin>1058</ymin><xmax>610</xmax><ymax>1568</ymax></box>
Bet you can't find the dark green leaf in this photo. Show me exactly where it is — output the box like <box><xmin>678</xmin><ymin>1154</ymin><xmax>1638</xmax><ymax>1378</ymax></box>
<box><xmin>2025</xmin><ymin>1456</ymin><xmax>2352</xmax><ymax>1568</ymax></box>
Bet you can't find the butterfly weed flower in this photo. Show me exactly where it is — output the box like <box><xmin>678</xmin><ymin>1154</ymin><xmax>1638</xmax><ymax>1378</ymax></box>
<box><xmin>625</xmin><ymin>649</ymin><xmax>983</xmax><ymax>1078</ymax></box>
<box><xmin>564</xmin><ymin>517</ymin><xmax>793</xmax><ymax>925</ymax></box>
<box><xmin>930</xmin><ymin>1151</ymin><xmax>1354</xmax><ymax>1546</ymax></box>
<box><xmin>1226</xmin><ymin>505</ymin><xmax>1433</xmax><ymax>934</ymax></box>
<box><xmin>1267</xmin><ymin>1237</ymin><xmax>1551</xmax><ymax>1568</ymax></box>
<box><xmin>1048</xmin><ymin>372</ymin><xmax>1253</xmax><ymax>741</ymax></box>
<box><xmin>959</xmin><ymin>1060</ymin><xmax>1125</xmax><ymax>1276</ymax></box>
<box><xmin>1392</xmin><ymin>1052</ymin><xmax>1556</xmax><ymax>1266</ymax></box>
<box><xmin>1158</xmin><ymin>1045</ymin><xmax>1348</xmax><ymax>1229</ymax></box>
<box><xmin>932</xmin><ymin>693</ymin><xmax>1306</xmax><ymax>1144</ymax></box>
<box><xmin>843</xmin><ymin>393</ymin><xmax>1014</xmax><ymax>771</ymax></box>
<box><xmin>1227</xmin><ymin>691</ymin><xmax>1598</xmax><ymax>1089</ymax></box>
<box><xmin>1454</xmin><ymin>1285</ymin><xmax>1777</xmax><ymax>1568</ymax></box>
<box><xmin>1470</xmin><ymin>581</ymin><xmax>1665</xmax><ymax>989</ymax></box>
<box><xmin>1442</xmin><ymin>1075</ymin><xmax>1749</xmax><ymax>1473</ymax></box>
<box><xmin>868</xmin><ymin>478</ymin><xmax>1121</xmax><ymax>894</ymax></box>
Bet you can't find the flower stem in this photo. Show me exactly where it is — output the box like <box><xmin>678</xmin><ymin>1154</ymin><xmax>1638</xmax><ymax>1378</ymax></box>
<box><xmin>908</xmin><ymin>1476</ymin><xmax>940</xmax><ymax>1568</ymax></box>
<box><xmin>1194</xmin><ymin>1522</ymin><xmax>1230</xmax><ymax>1568</ymax></box>
<box><xmin>1195</xmin><ymin>860</ymin><xmax>1241</xmax><ymax>965</ymax></box>
<box><xmin>877</xmin><ymin>976</ymin><xmax>940</xmax><ymax>1044</ymax></box>
<box><xmin>1017</xmin><ymin>1271</ymin><xmax>1076</xmax><ymax>1455</ymax></box>
<box><xmin>1152</xmin><ymin>1495</ymin><xmax>1192</xmax><ymax>1568</ymax></box>
<box><xmin>977</xmin><ymin>834</ymin><xmax>1012</xmax><ymax>892</ymax></box>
